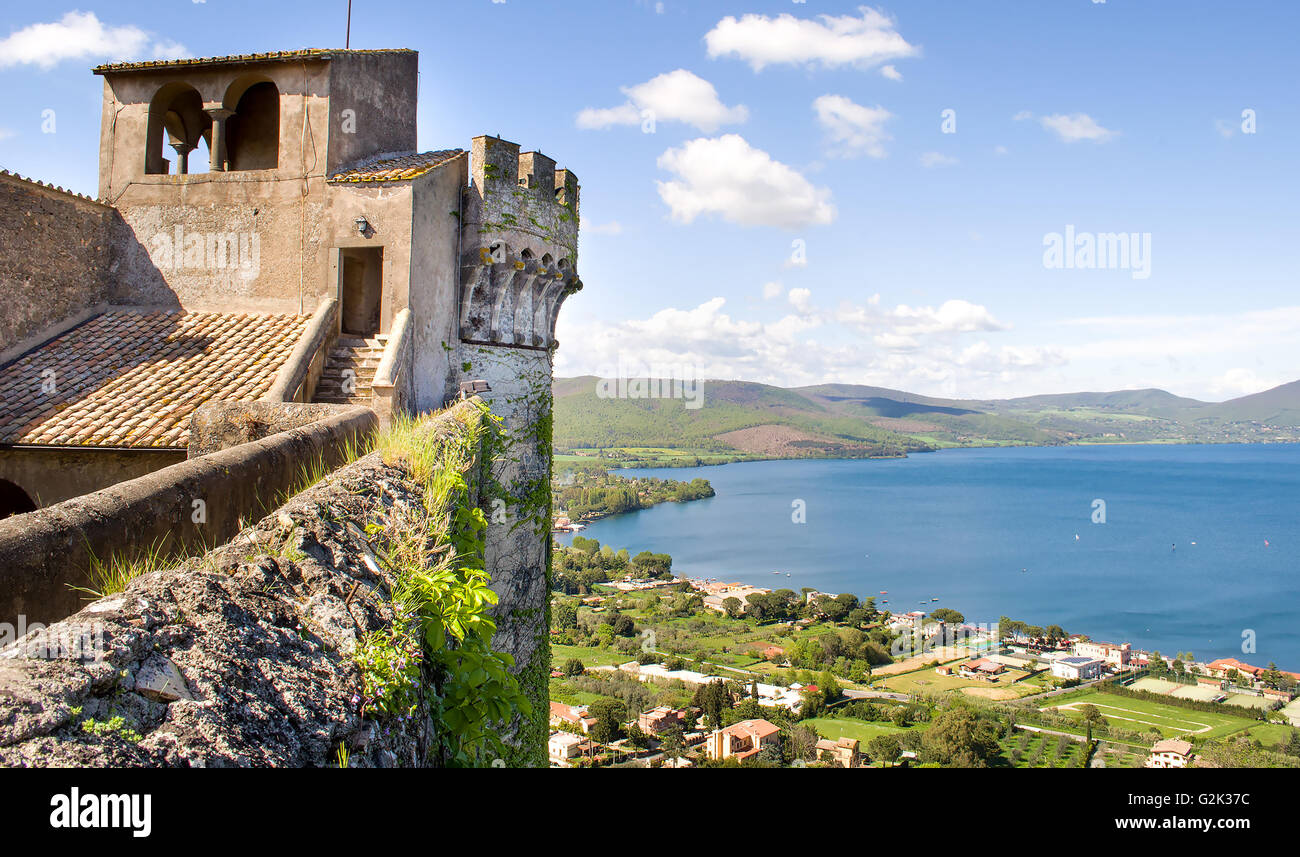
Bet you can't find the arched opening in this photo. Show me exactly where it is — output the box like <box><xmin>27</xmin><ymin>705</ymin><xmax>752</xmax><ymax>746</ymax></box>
<box><xmin>146</xmin><ymin>83</ymin><xmax>212</xmax><ymax>175</ymax></box>
<box><xmin>0</xmin><ymin>480</ymin><xmax>36</xmax><ymax>521</ymax></box>
<box><xmin>225</xmin><ymin>77</ymin><xmax>280</xmax><ymax>171</ymax></box>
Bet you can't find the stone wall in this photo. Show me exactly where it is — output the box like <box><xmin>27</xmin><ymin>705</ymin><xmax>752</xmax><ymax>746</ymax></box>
<box><xmin>0</xmin><ymin>405</ymin><xmax>375</xmax><ymax>626</ymax></box>
<box><xmin>456</xmin><ymin>343</ymin><xmax>556</xmax><ymax>766</ymax></box>
<box><xmin>0</xmin><ymin>173</ymin><xmax>116</xmax><ymax>357</ymax></box>
<box><xmin>0</xmin><ymin>401</ymin><xmax>484</xmax><ymax>767</ymax></box>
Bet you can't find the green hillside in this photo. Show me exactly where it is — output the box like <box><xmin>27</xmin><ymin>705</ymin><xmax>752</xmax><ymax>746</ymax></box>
<box><xmin>553</xmin><ymin>376</ymin><xmax>1300</xmax><ymax>464</ymax></box>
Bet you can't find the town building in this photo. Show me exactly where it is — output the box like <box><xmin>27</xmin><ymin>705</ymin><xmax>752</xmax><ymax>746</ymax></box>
<box><xmin>1145</xmin><ymin>738</ymin><xmax>1195</xmax><ymax>769</ymax></box>
<box><xmin>548</xmin><ymin>731</ymin><xmax>585</xmax><ymax>765</ymax></box>
<box><xmin>958</xmin><ymin>658</ymin><xmax>1006</xmax><ymax>680</ymax></box>
<box><xmin>1051</xmin><ymin>656</ymin><xmax>1106</xmax><ymax>681</ymax></box>
<box><xmin>815</xmin><ymin>736</ymin><xmax>861</xmax><ymax>768</ymax></box>
<box><xmin>549</xmin><ymin>701</ymin><xmax>597</xmax><ymax>735</ymax></box>
<box><xmin>704</xmin><ymin>719</ymin><xmax>781</xmax><ymax>763</ymax></box>
<box><xmin>1073</xmin><ymin>640</ymin><xmax>1132</xmax><ymax>668</ymax></box>
<box><xmin>637</xmin><ymin>706</ymin><xmax>683</xmax><ymax>736</ymax></box>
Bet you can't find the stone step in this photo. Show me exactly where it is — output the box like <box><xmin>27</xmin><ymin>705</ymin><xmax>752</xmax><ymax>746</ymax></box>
<box><xmin>325</xmin><ymin>356</ymin><xmax>381</xmax><ymax>370</ymax></box>
<box><xmin>314</xmin><ymin>395</ymin><xmax>375</xmax><ymax>405</ymax></box>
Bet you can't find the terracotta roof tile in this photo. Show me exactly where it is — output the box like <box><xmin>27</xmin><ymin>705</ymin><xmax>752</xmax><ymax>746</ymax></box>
<box><xmin>0</xmin><ymin>310</ymin><xmax>309</xmax><ymax>449</ymax></box>
<box><xmin>328</xmin><ymin>150</ymin><xmax>464</xmax><ymax>184</ymax></box>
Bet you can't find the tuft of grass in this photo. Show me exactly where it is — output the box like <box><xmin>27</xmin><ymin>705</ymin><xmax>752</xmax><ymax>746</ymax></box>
<box><xmin>69</xmin><ymin>538</ymin><xmax>174</xmax><ymax>600</ymax></box>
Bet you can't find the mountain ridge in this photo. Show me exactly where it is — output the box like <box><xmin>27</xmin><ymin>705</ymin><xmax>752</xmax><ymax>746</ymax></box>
<box><xmin>553</xmin><ymin>375</ymin><xmax>1300</xmax><ymax>460</ymax></box>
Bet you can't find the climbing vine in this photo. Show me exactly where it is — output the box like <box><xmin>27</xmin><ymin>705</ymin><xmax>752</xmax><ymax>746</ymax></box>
<box><xmin>355</xmin><ymin>404</ymin><xmax>532</xmax><ymax>767</ymax></box>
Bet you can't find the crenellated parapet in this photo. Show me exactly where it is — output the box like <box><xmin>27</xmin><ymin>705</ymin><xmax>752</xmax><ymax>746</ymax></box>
<box><xmin>459</xmin><ymin>135</ymin><xmax>582</xmax><ymax>349</ymax></box>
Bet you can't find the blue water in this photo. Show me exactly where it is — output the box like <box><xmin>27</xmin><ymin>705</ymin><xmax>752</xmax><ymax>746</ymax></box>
<box><xmin>557</xmin><ymin>444</ymin><xmax>1300</xmax><ymax>670</ymax></box>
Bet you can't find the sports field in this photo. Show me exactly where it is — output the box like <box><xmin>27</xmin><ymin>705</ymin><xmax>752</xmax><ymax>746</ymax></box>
<box><xmin>1170</xmin><ymin>684</ymin><xmax>1225</xmax><ymax>702</ymax></box>
<box><xmin>1048</xmin><ymin>690</ymin><xmax>1258</xmax><ymax>740</ymax></box>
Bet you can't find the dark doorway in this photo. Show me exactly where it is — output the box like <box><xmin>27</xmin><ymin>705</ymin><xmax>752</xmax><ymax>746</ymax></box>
<box><xmin>0</xmin><ymin>480</ymin><xmax>36</xmax><ymax>520</ymax></box>
<box><xmin>340</xmin><ymin>247</ymin><xmax>384</xmax><ymax>336</ymax></box>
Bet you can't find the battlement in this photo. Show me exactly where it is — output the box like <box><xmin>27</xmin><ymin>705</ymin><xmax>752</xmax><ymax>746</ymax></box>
<box><xmin>466</xmin><ymin>135</ymin><xmax>580</xmax><ymax>269</ymax></box>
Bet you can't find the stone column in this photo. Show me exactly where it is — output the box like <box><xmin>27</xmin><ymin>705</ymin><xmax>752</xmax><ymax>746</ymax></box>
<box><xmin>169</xmin><ymin>140</ymin><xmax>195</xmax><ymax>175</ymax></box>
<box><xmin>204</xmin><ymin>107</ymin><xmax>235</xmax><ymax>172</ymax></box>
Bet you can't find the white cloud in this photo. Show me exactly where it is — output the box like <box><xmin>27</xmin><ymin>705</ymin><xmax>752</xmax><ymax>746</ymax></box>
<box><xmin>838</xmin><ymin>297</ymin><xmax>1009</xmax><ymax>339</ymax></box>
<box><xmin>919</xmin><ymin>151</ymin><xmax>958</xmax><ymax>168</ymax></box>
<box><xmin>1040</xmin><ymin>113</ymin><xmax>1118</xmax><ymax>143</ymax></box>
<box><xmin>0</xmin><ymin>11</ymin><xmax>189</xmax><ymax>69</ymax></box>
<box><xmin>1012</xmin><ymin>110</ymin><xmax>1033</xmax><ymax>122</ymax></box>
<box><xmin>0</xmin><ymin>128</ymin><xmax>14</xmax><ymax>142</ymax></box>
<box><xmin>788</xmin><ymin>287</ymin><xmax>814</xmax><ymax>314</ymax></box>
<box><xmin>585</xmin><ymin>221</ymin><xmax>623</xmax><ymax>236</ymax></box>
<box><xmin>705</xmin><ymin>6</ymin><xmax>919</xmax><ymax>72</ymax></box>
<box><xmin>1208</xmin><ymin>368</ymin><xmax>1280</xmax><ymax>397</ymax></box>
<box><xmin>880</xmin><ymin>64</ymin><xmax>903</xmax><ymax>81</ymax></box>
<box><xmin>577</xmin><ymin>69</ymin><xmax>748</xmax><ymax>132</ymax></box>
<box><xmin>762</xmin><ymin>281</ymin><xmax>784</xmax><ymax>300</ymax></box>
<box><xmin>1214</xmin><ymin>119</ymin><xmax>1236</xmax><ymax>139</ymax></box>
<box><xmin>553</xmin><ymin>294</ymin><xmax>1056</xmax><ymax>398</ymax></box>
<box><xmin>812</xmin><ymin>94</ymin><xmax>892</xmax><ymax>159</ymax></box>
<box><xmin>993</xmin><ymin>145</ymin><xmax>1008</xmax><ymax>155</ymax></box>
<box><xmin>656</xmin><ymin>135</ymin><xmax>836</xmax><ymax>229</ymax></box>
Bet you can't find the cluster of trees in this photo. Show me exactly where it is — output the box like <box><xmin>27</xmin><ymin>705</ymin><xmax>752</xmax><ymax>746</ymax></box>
<box><xmin>552</xmin><ymin>601</ymin><xmax>641</xmax><ymax>650</ymax></box>
<box><xmin>743</xmin><ymin>589</ymin><xmax>880</xmax><ymax>627</ymax></box>
<box><xmin>552</xmin><ymin>536</ymin><xmax>676</xmax><ymax>593</ymax></box>
<box><xmin>782</xmin><ymin>627</ymin><xmax>895</xmax><ymax>679</ymax></box>
<box><xmin>555</xmin><ymin>469</ymin><xmax>714</xmax><ymax>521</ymax></box>
<box><xmin>998</xmin><ymin>616</ymin><xmax>1069</xmax><ymax>646</ymax></box>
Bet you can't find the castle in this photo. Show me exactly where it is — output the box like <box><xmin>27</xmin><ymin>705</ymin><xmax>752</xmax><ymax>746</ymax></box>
<box><xmin>0</xmin><ymin>49</ymin><xmax>582</xmax><ymax>759</ymax></box>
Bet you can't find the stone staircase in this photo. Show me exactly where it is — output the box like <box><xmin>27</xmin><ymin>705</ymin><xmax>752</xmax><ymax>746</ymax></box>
<box><xmin>313</xmin><ymin>334</ymin><xmax>387</xmax><ymax>405</ymax></box>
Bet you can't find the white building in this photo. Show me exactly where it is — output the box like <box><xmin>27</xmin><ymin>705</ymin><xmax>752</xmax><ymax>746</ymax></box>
<box><xmin>1051</xmin><ymin>656</ymin><xmax>1106</xmax><ymax>681</ymax></box>
<box><xmin>1145</xmin><ymin>739</ymin><xmax>1194</xmax><ymax>768</ymax></box>
<box><xmin>548</xmin><ymin>732</ymin><xmax>584</xmax><ymax>765</ymax></box>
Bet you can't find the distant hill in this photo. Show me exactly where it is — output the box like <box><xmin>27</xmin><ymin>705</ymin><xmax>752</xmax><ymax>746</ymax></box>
<box><xmin>553</xmin><ymin>376</ymin><xmax>1300</xmax><ymax>461</ymax></box>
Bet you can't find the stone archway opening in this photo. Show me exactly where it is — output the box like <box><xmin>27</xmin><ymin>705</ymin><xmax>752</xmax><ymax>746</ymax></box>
<box><xmin>0</xmin><ymin>480</ymin><xmax>36</xmax><ymax>521</ymax></box>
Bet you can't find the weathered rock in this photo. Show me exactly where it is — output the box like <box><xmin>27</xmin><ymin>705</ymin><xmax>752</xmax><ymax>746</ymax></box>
<box><xmin>0</xmin><ymin>403</ymin><xmax>483</xmax><ymax>768</ymax></box>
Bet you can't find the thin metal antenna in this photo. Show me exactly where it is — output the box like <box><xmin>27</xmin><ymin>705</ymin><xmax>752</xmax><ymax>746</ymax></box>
<box><xmin>346</xmin><ymin>0</ymin><xmax>352</xmax><ymax>49</ymax></box>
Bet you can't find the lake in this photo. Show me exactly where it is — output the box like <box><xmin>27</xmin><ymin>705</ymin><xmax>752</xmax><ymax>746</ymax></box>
<box><xmin>556</xmin><ymin>444</ymin><xmax>1300</xmax><ymax>670</ymax></box>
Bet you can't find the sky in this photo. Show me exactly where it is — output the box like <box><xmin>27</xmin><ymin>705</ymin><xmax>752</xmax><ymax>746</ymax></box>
<box><xmin>0</xmin><ymin>1</ymin><xmax>1297</xmax><ymax>401</ymax></box>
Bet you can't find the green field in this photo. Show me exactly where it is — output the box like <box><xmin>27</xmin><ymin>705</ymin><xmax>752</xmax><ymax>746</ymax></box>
<box><xmin>804</xmin><ymin>716</ymin><xmax>918</xmax><ymax>745</ymax></box>
<box><xmin>1048</xmin><ymin>690</ymin><xmax>1259</xmax><ymax>740</ymax></box>
<box><xmin>551</xmin><ymin>643</ymin><xmax>635</xmax><ymax>668</ymax></box>
<box><xmin>881</xmin><ymin>666</ymin><xmax>1039</xmax><ymax>700</ymax></box>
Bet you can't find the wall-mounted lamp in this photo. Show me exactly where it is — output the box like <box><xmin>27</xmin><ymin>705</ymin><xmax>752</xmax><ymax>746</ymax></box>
<box><xmin>354</xmin><ymin>216</ymin><xmax>371</xmax><ymax>237</ymax></box>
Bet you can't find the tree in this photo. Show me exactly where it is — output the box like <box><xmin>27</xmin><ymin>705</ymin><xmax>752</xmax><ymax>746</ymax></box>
<box><xmin>921</xmin><ymin>705</ymin><xmax>1001</xmax><ymax>768</ymax></box>
<box><xmin>661</xmin><ymin>723</ymin><xmax>685</xmax><ymax>762</ymax></box>
<box><xmin>562</xmin><ymin>658</ymin><xmax>586</xmax><ymax>677</ymax></box>
<box><xmin>588</xmin><ymin>698</ymin><xmax>627</xmax><ymax>744</ymax></box>
<box><xmin>786</xmin><ymin>724</ymin><xmax>819</xmax><ymax>764</ymax></box>
<box><xmin>866</xmin><ymin>734</ymin><xmax>902</xmax><ymax>766</ymax></box>
<box><xmin>625</xmin><ymin>723</ymin><xmax>651</xmax><ymax>749</ymax></box>
<box><xmin>553</xmin><ymin>600</ymin><xmax>578</xmax><ymax>630</ymax></box>
<box><xmin>722</xmin><ymin>597</ymin><xmax>743</xmax><ymax>619</ymax></box>
<box><xmin>930</xmin><ymin>608</ymin><xmax>965</xmax><ymax>625</ymax></box>
<box><xmin>693</xmin><ymin>680</ymin><xmax>731</xmax><ymax>731</ymax></box>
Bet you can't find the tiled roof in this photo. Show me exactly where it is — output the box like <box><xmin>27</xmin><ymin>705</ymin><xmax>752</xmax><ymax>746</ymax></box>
<box><xmin>0</xmin><ymin>311</ymin><xmax>309</xmax><ymax>449</ymax></box>
<box><xmin>328</xmin><ymin>150</ymin><xmax>464</xmax><ymax>184</ymax></box>
<box><xmin>93</xmin><ymin>48</ymin><xmax>414</xmax><ymax>74</ymax></box>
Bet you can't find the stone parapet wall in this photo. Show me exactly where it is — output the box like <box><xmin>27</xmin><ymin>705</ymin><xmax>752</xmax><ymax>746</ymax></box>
<box><xmin>0</xmin><ymin>400</ymin><xmax>483</xmax><ymax>768</ymax></box>
<box><xmin>0</xmin><ymin>405</ymin><xmax>376</xmax><ymax>626</ymax></box>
